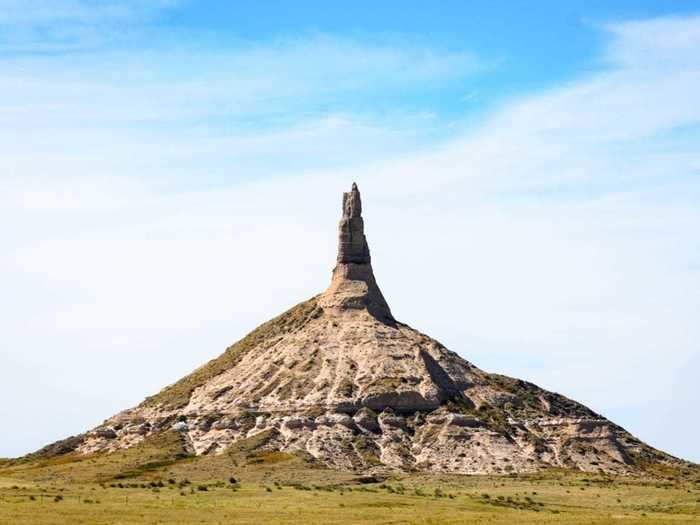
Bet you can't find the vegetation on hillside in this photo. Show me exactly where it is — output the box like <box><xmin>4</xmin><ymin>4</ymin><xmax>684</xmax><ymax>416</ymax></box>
<box><xmin>1</xmin><ymin>452</ymin><xmax>698</xmax><ymax>525</ymax></box>
<box><xmin>2</xmin><ymin>431</ymin><xmax>189</xmax><ymax>484</ymax></box>
<box><xmin>143</xmin><ymin>296</ymin><xmax>322</xmax><ymax>408</ymax></box>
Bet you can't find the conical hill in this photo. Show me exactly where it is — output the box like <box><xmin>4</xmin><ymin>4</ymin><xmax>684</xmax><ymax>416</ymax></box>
<box><xmin>32</xmin><ymin>184</ymin><xmax>683</xmax><ymax>475</ymax></box>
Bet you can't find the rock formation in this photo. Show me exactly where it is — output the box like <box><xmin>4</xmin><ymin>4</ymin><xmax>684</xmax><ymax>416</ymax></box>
<box><xmin>337</xmin><ymin>182</ymin><xmax>370</xmax><ymax>265</ymax></box>
<box><xmin>320</xmin><ymin>183</ymin><xmax>393</xmax><ymax>323</ymax></box>
<box><xmin>34</xmin><ymin>184</ymin><xmax>684</xmax><ymax>475</ymax></box>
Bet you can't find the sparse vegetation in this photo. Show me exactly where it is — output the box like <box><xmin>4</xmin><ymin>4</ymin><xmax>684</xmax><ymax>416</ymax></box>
<box><xmin>0</xmin><ymin>430</ymin><xmax>190</xmax><ymax>484</ymax></box>
<box><xmin>143</xmin><ymin>297</ymin><xmax>321</xmax><ymax>408</ymax></box>
<box><xmin>6</xmin><ymin>455</ymin><xmax>696</xmax><ymax>525</ymax></box>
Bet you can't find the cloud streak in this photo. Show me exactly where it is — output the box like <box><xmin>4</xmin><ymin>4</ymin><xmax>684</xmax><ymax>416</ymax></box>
<box><xmin>0</xmin><ymin>0</ymin><xmax>181</xmax><ymax>52</ymax></box>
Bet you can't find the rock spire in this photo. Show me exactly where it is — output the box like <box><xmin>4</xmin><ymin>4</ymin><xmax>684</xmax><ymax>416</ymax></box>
<box><xmin>337</xmin><ymin>182</ymin><xmax>371</xmax><ymax>264</ymax></box>
<box><xmin>320</xmin><ymin>183</ymin><xmax>393</xmax><ymax>322</ymax></box>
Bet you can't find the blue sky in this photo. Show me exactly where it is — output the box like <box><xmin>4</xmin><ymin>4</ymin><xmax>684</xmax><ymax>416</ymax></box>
<box><xmin>3</xmin><ymin>2</ymin><xmax>697</xmax><ymax>123</ymax></box>
<box><xmin>1</xmin><ymin>1</ymin><xmax>699</xmax><ymax>463</ymax></box>
<box><xmin>159</xmin><ymin>1</ymin><xmax>696</xmax><ymax>92</ymax></box>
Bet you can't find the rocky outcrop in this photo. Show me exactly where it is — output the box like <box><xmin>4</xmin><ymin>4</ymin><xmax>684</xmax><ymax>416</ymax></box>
<box><xmin>320</xmin><ymin>183</ymin><xmax>393</xmax><ymax>323</ymax></box>
<box><xmin>36</xmin><ymin>183</ymin><xmax>685</xmax><ymax>475</ymax></box>
<box><xmin>337</xmin><ymin>182</ymin><xmax>371</xmax><ymax>264</ymax></box>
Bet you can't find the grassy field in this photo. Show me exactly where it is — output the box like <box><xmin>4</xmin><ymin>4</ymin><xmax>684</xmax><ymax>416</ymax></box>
<box><xmin>1</xmin><ymin>432</ymin><xmax>698</xmax><ymax>524</ymax></box>
<box><xmin>2</xmin><ymin>471</ymin><xmax>700</xmax><ymax>525</ymax></box>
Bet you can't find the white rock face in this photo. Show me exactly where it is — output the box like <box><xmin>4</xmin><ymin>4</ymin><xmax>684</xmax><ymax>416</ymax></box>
<box><xmin>67</xmin><ymin>184</ymin><xmax>679</xmax><ymax>474</ymax></box>
<box><xmin>171</xmin><ymin>422</ymin><xmax>188</xmax><ymax>432</ymax></box>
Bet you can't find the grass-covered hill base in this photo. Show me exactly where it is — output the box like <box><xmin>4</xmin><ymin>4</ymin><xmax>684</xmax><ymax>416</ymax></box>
<box><xmin>1</xmin><ymin>431</ymin><xmax>699</xmax><ymax>525</ymax></box>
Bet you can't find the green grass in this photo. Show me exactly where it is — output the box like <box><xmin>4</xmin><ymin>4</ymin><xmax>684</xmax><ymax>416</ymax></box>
<box><xmin>1</xmin><ymin>469</ymin><xmax>699</xmax><ymax>524</ymax></box>
<box><xmin>2</xmin><ymin>435</ymin><xmax>699</xmax><ymax>525</ymax></box>
<box><xmin>2</xmin><ymin>431</ymin><xmax>190</xmax><ymax>484</ymax></box>
<box><xmin>142</xmin><ymin>296</ymin><xmax>321</xmax><ymax>409</ymax></box>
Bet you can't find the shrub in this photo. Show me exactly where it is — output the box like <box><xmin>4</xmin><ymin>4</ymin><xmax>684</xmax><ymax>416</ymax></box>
<box><xmin>197</xmin><ymin>485</ymin><xmax>208</xmax><ymax>492</ymax></box>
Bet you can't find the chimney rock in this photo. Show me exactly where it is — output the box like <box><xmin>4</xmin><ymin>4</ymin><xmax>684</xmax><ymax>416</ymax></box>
<box><xmin>321</xmin><ymin>183</ymin><xmax>393</xmax><ymax>322</ymax></box>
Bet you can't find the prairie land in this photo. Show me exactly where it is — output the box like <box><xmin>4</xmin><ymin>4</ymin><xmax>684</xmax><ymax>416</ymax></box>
<box><xmin>1</xmin><ymin>434</ymin><xmax>698</xmax><ymax>525</ymax></box>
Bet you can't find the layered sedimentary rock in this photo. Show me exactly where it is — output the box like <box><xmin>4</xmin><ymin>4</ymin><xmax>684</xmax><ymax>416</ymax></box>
<box><xmin>38</xmin><ymin>184</ymin><xmax>684</xmax><ymax>475</ymax></box>
<box><xmin>337</xmin><ymin>182</ymin><xmax>370</xmax><ymax>265</ymax></box>
<box><xmin>320</xmin><ymin>182</ymin><xmax>393</xmax><ymax>323</ymax></box>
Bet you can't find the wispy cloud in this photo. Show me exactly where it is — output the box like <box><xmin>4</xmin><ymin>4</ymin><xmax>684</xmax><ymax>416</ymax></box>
<box><xmin>0</xmin><ymin>36</ymin><xmax>478</xmax><ymax>121</ymax></box>
<box><xmin>0</xmin><ymin>0</ymin><xmax>180</xmax><ymax>51</ymax></box>
<box><xmin>0</xmin><ymin>34</ymin><xmax>478</xmax><ymax>184</ymax></box>
<box><xmin>0</xmin><ymin>0</ymin><xmax>179</xmax><ymax>22</ymax></box>
<box><xmin>605</xmin><ymin>14</ymin><xmax>700</xmax><ymax>69</ymax></box>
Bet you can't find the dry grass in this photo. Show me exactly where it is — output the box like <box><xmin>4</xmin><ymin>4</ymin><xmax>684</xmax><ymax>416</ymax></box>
<box><xmin>1</xmin><ymin>469</ymin><xmax>699</xmax><ymax>525</ymax></box>
<box><xmin>1</xmin><ymin>436</ymin><xmax>699</xmax><ymax>525</ymax></box>
<box><xmin>2</xmin><ymin>431</ymin><xmax>189</xmax><ymax>484</ymax></box>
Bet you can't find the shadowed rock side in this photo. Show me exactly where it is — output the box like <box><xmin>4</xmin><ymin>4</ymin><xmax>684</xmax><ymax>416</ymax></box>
<box><xmin>35</xmin><ymin>184</ymin><xmax>685</xmax><ymax>475</ymax></box>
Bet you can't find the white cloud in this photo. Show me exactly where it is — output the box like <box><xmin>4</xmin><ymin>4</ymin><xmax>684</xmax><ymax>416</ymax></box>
<box><xmin>0</xmin><ymin>0</ymin><xmax>180</xmax><ymax>51</ymax></box>
<box><xmin>605</xmin><ymin>15</ymin><xmax>700</xmax><ymax>70</ymax></box>
<box><xmin>1</xmin><ymin>14</ymin><xmax>699</xmax><ymax>464</ymax></box>
<box><xmin>0</xmin><ymin>37</ymin><xmax>476</xmax><ymax>123</ymax></box>
<box><xmin>0</xmin><ymin>0</ymin><xmax>178</xmax><ymax>24</ymax></box>
<box><xmin>0</xmin><ymin>35</ymin><xmax>474</xmax><ymax>184</ymax></box>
